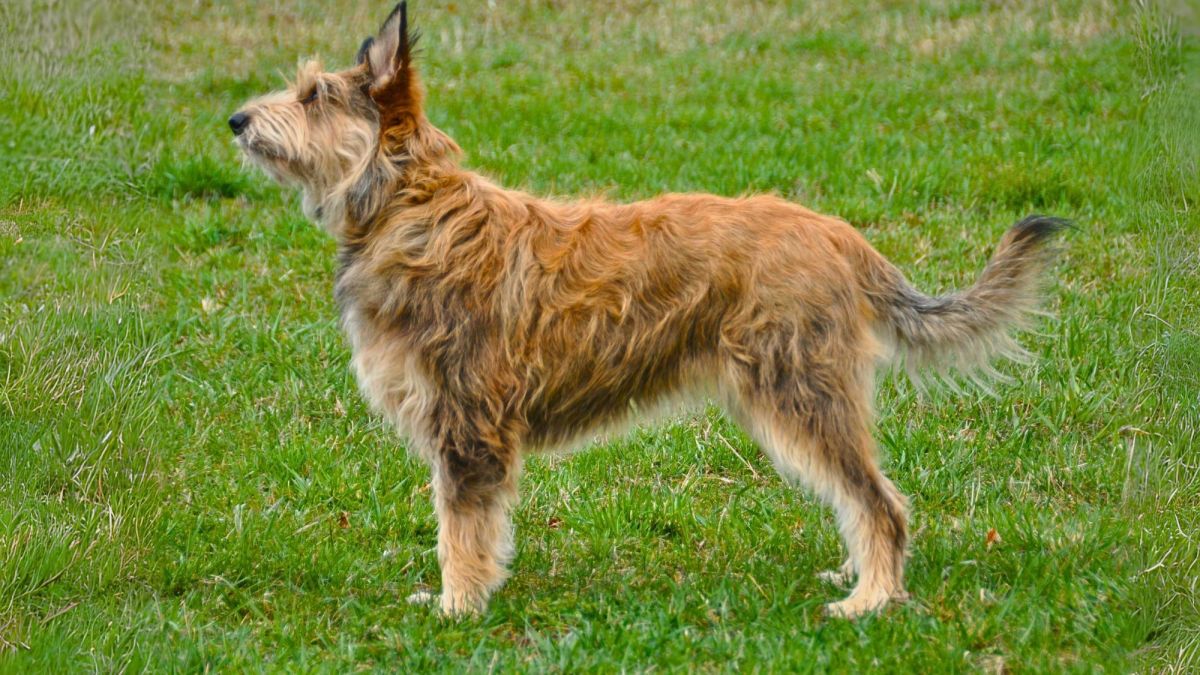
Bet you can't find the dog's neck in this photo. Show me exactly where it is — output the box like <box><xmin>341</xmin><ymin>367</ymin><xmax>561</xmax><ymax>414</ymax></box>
<box><xmin>304</xmin><ymin>119</ymin><xmax>465</xmax><ymax>241</ymax></box>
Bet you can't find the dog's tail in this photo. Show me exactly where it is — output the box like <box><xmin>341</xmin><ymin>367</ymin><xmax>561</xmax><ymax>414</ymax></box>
<box><xmin>860</xmin><ymin>215</ymin><xmax>1068</xmax><ymax>384</ymax></box>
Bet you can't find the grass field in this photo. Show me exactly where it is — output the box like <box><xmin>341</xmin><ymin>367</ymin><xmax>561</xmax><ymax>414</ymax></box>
<box><xmin>2</xmin><ymin>0</ymin><xmax>1197</xmax><ymax>670</ymax></box>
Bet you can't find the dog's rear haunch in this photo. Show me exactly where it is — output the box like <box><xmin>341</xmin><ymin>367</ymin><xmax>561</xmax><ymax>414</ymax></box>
<box><xmin>231</xmin><ymin>2</ymin><xmax>1065</xmax><ymax>619</ymax></box>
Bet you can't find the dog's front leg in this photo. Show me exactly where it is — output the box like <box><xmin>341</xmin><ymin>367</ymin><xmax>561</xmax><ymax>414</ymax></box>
<box><xmin>414</xmin><ymin>445</ymin><xmax>520</xmax><ymax>616</ymax></box>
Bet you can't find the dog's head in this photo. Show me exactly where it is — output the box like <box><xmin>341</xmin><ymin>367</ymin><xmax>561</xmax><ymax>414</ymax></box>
<box><xmin>230</xmin><ymin>3</ymin><xmax>456</xmax><ymax>227</ymax></box>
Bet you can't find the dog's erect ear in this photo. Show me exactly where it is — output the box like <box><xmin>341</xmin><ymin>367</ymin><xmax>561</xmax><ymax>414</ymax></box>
<box><xmin>365</xmin><ymin>2</ymin><xmax>422</xmax><ymax>140</ymax></box>
<box><xmin>366</xmin><ymin>2</ymin><xmax>418</xmax><ymax>82</ymax></box>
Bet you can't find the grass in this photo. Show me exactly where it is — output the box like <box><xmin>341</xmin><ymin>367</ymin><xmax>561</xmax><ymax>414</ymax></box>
<box><xmin>1</xmin><ymin>0</ymin><xmax>1197</xmax><ymax>670</ymax></box>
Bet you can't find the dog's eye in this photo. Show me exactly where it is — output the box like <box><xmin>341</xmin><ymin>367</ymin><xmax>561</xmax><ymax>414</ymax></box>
<box><xmin>301</xmin><ymin>88</ymin><xmax>319</xmax><ymax>105</ymax></box>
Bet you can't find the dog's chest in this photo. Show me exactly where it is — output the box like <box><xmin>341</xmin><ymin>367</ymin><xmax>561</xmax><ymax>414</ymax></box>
<box><xmin>339</xmin><ymin>300</ymin><xmax>436</xmax><ymax>453</ymax></box>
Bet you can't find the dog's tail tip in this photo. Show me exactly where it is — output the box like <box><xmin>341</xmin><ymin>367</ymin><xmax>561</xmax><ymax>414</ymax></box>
<box><xmin>1008</xmin><ymin>214</ymin><xmax>1073</xmax><ymax>243</ymax></box>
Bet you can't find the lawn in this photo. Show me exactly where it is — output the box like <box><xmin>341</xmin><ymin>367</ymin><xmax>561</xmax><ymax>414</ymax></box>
<box><xmin>1</xmin><ymin>0</ymin><xmax>1197</xmax><ymax>670</ymax></box>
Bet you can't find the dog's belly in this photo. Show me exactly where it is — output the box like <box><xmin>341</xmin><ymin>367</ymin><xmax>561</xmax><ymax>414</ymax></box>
<box><xmin>521</xmin><ymin>307</ymin><xmax>724</xmax><ymax>453</ymax></box>
<box><xmin>523</xmin><ymin>357</ymin><xmax>719</xmax><ymax>457</ymax></box>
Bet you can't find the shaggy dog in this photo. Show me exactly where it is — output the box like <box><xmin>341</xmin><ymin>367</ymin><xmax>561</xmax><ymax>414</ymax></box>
<box><xmin>230</xmin><ymin>3</ymin><xmax>1063</xmax><ymax>618</ymax></box>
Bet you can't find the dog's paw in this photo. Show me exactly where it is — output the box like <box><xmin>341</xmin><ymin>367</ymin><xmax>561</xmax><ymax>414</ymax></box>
<box><xmin>406</xmin><ymin>589</ymin><xmax>485</xmax><ymax>618</ymax></box>
<box><xmin>817</xmin><ymin>559</ymin><xmax>855</xmax><ymax>587</ymax></box>
<box><xmin>406</xmin><ymin>590</ymin><xmax>438</xmax><ymax>606</ymax></box>
<box><xmin>439</xmin><ymin>589</ymin><xmax>486</xmax><ymax>617</ymax></box>
<box><xmin>823</xmin><ymin>588</ymin><xmax>907</xmax><ymax>619</ymax></box>
<box><xmin>817</xmin><ymin>569</ymin><xmax>853</xmax><ymax>587</ymax></box>
<box><xmin>823</xmin><ymin>593</ymin><xmax>889</xmax><ymax>620</ymax></box>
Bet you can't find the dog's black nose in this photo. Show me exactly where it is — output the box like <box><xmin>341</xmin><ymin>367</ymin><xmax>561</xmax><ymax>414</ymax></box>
<box><xmin>228</xmin><ymin>112</ymin><xmax>250</xmax><ymax>136</ymax></box>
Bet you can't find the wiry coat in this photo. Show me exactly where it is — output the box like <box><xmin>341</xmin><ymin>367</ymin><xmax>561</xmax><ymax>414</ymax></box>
<box><xmin>232</xmin><ymin>3</ymin><xmax>1064</xmax><ymax>618</ymax></box>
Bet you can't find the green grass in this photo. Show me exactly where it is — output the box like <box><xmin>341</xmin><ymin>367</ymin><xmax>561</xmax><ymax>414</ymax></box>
<box><xmin>2</xmin><ymin>0</ymin><xmax>1197</xmax><ymax>670</ymax></box>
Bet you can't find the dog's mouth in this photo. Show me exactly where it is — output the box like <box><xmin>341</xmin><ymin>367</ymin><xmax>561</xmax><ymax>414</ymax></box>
<box><xmin>236</xmin><ymin>135</ymin><xmax>284</xmax><ymax>161</ymax></box>
<box><xmin>235</xmin><ymin>136</ymin><xmax>297</xmax><ymax>185</ymax></box>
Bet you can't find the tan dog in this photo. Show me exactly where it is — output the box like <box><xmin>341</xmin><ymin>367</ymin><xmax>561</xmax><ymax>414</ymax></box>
<box><xmin>230</xmin><ymin>3</ymin><xmax>1063</xmax><ymax>618</ymax></box>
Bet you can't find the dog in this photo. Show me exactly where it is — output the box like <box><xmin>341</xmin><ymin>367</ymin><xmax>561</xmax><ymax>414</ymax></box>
<box><xmin>230</xmin><ymin>2</ymin><xmax>1064</xmax><ymax>618</ymax></box>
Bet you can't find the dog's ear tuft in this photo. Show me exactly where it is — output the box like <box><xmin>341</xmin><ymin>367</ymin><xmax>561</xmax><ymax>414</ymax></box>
<box><xmin>356</xmin><ymin>37</ymin><xmax>375</xmax><ymax>66</ymax></box>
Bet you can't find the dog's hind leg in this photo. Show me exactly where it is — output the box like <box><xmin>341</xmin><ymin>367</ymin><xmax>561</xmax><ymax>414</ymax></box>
<box><xmin>729</xmin><ymin>357</ymin><xmax>908</xmax><ymax>619</ymax></box>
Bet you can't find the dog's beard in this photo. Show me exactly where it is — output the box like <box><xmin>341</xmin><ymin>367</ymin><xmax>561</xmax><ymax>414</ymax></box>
<box><xmin>237</xmin><ymin>136</ymin><xmax>298</xmax><ymax>186</ymax></box>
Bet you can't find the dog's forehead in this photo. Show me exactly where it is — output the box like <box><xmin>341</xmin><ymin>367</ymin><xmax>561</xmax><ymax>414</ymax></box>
<box><xmin>247</xmin><ymin>89</ymin><xmax>298</xmax><ymax>107</ymax></box>
<box><xmin>290</xmin><ymin>59</ymin><xmax>369</xmax><ymax>94</ymax></box>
